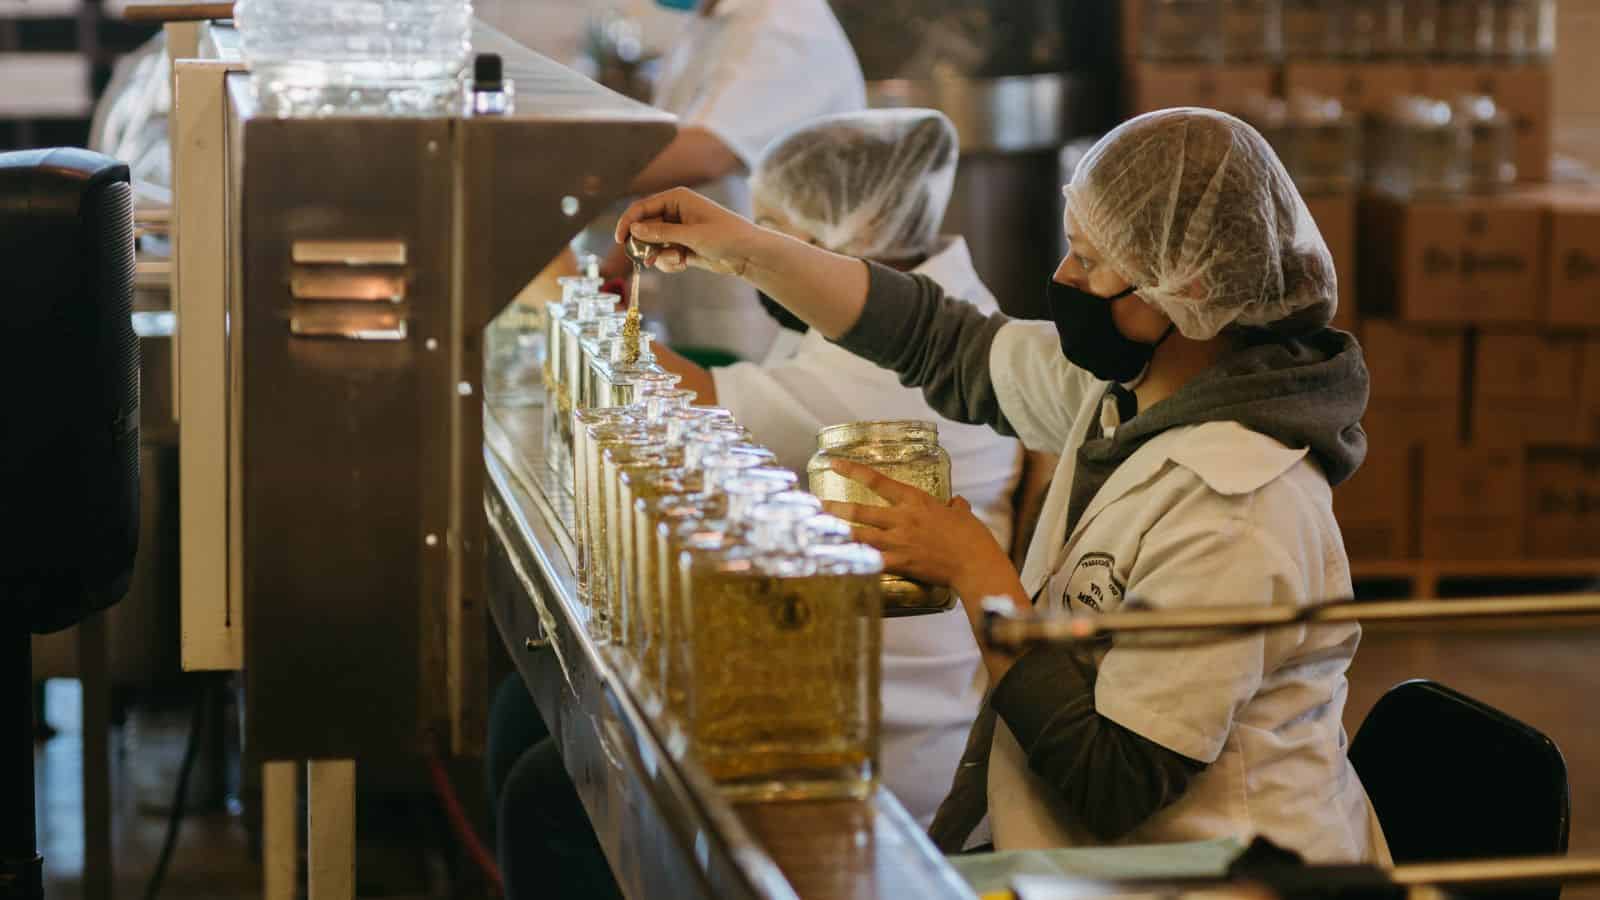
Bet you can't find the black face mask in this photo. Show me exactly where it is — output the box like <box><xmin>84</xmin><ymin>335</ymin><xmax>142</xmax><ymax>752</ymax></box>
<box><xmin>1046</xmin><ymin>279</ymin><xmax>1166</xmax><ymax>383</ymax></box>
<box><xmin>758</xmin><ymin>290</ymin><xmax>809</xmax><ymax>333</ymax></box>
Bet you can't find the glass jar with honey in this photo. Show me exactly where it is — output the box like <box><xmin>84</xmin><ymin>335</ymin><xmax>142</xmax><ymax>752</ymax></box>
<box><xmin>807</xmin><ymin>420</ymin><xmax>954</xmax><ymax>616</ymax></box>
<box><xmin>681</xmin><ymin>500</ymin><xmax>882</xmax><ymax>800</ymax></box>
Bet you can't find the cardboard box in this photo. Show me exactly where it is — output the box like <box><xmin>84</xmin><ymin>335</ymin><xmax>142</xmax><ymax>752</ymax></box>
<box><xmin>1419</xmin><ymin>443</ymin><xmax>1524</xmax><ymax>560</ymax></box>
<box><xmin>1524</xmin><ymin>447</ymin><xmax>1600</xmax><ymax>559</ymax></box>
<box><xmin>1580</xmin><ymin>339</ymin><xmax>1600</xmax><ymax>442</ymax></box>
<box><xmin>1128</xmin><ymin>63</ymin><xmax>1275</xmax><ymax>116</ymax></box>
<box><xmin>1358</xmin><ymin>191</ymin><xmax>1546</xmax><ymax>324</ymax></box>
<box><xmin>1471</xmin><ymin>331</ymin><xmax>1584</xmax><ymax>444</ymax></box>
<box><xmin>1282</xmin><ymin>62</ymin><xmax>1423</xmax><ymax>115</ymax></box>
<box><xmin>1334</xmin><ymin>431</ymin><xmax>1416</xmax><ymax>560</ymax></box>
<box><xmin>1544</xmin><ymin>192</ymin><xmax>1600</xmax><ymax>328</ymax></box>
<box><xmin>1361</xmin><ymin>321</ymin><xmax>1466</xmax><ymax>447</ymax></box>
<box><xmin>1121</xmin><ymin>0</ymin><xmax>1141</xmax><ymax>63</ymax></box>
<box><xmin>1416</xmin><ymin>63</ymin><xmax>1552</xmax><ymax>182</ymax></box>
<box><xmin>1305</xmin><ymin>192</ymin><xmax>1357</xmax><ymax>330</ymax></box>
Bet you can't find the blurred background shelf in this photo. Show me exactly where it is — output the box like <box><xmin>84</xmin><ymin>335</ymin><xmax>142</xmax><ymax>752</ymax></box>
<box><xmin>0</xmin><ymin>0</ymin><xmax>79</xmax><ymax>17</ymax></box>
<box><xmin>0</xmin><ymin>0</ymin><xmax>159</xmax><ymax>151</ymax></box>
<box><xmin>1353</xmin><ymin>558</ymin><xmax>1600</xmax><ymax>599</ymax></box>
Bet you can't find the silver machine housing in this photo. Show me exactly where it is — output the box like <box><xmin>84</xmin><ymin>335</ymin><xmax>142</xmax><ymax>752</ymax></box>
<box><xmin>172</xmin><ymin>22</ymin><xmax>674</xmax><ymax>760</ymax></box>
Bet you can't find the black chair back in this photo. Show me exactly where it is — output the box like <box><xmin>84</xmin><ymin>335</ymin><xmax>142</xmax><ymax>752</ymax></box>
<box><xmin>1349</xmin><ymin>679</ymin><xmax>1570</xmax><ymax>900</ymax></box>
<box><xmin>0</xmin><ymin>147</ymin><xmax>139</xmax><ymax>634</ymax></box>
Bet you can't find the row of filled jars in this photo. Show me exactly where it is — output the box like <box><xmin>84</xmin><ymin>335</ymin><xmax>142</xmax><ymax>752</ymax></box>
<box><xmin>530</xmin><ymin>276</ymin><xmax>934</xmax><ymax>801</ymax></box>
<box><xmin>1142</xmin><ymin>0</ymin><xmax>1555</xmax><ymax>64</ymax></box>
<box><xmin>1237</xmin><ymin>90</ymin><xmax>1517</xmax><ymax>196</ymax></box>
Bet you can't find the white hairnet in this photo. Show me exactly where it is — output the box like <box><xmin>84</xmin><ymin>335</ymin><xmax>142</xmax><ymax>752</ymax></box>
<box><xmin>1064</xmin><ymin>108</ymin><xmax>1337</xmax><ymax>340</ymax></box>
<box><xmin>750</xmin><ymin>108</ymin><xmax>959</xmax><ymax>262</ymax></box>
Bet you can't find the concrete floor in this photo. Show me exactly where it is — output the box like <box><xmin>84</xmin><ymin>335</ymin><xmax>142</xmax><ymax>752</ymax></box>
<box><xmin>32</xmin><ymin>681</ymin><xmax>469</xmax><ymax>900</ymax></box>
<box><xmin>32</xmin><ymin>621</ymin><xmax>1600</xmax><ymax>899</ymax></box>
<box><xmin>1345</xmin><ymin>620</ymin><xmax>1600</xmax><ymax>894</ymax></box>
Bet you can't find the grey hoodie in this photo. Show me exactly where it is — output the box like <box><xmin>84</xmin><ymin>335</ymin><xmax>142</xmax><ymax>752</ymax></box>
<box><xmin>833</xmin><ymin>262</ymin><xmax>1370</xmax><ymax>851</ymax></box>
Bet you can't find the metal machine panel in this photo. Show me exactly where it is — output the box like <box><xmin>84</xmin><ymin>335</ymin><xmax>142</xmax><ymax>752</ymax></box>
<box><xmin>237</xmin><ymin>101</ymin><xmax>454</xmax><ymax>760</ymax></box>
<box><xmin>221</xmin><ymin>22</ymin><xmax>675</xmax><ymax>759</ymax></box>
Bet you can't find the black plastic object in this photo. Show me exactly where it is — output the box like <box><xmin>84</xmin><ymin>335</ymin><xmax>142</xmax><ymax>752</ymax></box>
<box><xmin>474</xmin><ymin>52</ymin><xmax>504</xmax><ymax>92</ymax></box>
<box><xmin>1349</xmin><ymin>679</ymin><xmax>1570</xmax><ymax>900</ymax></box>
<box><xmin>0</xmin><ymin>147</ymin><xmax>140</xmax><ymax>635</ymax></box>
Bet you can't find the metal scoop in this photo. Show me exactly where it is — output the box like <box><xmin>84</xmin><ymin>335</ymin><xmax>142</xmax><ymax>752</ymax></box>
<box><xmin>624</xmin><ymin>234</ymin><xmax>659</xmax><ymax>268</ymax></box>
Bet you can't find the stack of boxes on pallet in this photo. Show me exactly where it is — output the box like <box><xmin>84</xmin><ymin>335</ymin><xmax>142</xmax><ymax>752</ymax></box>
<box><xmin>1124</xmin><ymin>0</ymin><xmax>1600</xmax><ymax>563</ymax></box>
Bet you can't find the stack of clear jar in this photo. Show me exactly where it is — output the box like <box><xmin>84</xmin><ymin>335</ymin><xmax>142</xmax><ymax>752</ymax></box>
<box><xmin>1367</xmin><ymin>95</ymin><xmax>1471</xmax><ymax>196</ymax></box>
<box><xmin>1145</xmin><ymin>1</ymin><xmax>1553</xmax><ymax>63</ymax></box>
<box><xmin>1245</xmin><ymin>93</ymin><xmax>1364</xmax><ymax>195</ymax></box>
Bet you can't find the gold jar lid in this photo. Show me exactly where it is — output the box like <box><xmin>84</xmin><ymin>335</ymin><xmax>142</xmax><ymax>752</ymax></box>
<box><xmin>816</xmin><ymin>419</ymin><xmax>939</xmax><ymax>451</ymax></box>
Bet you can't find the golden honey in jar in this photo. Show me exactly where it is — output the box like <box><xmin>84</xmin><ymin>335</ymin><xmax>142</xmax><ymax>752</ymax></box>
<box><xmin>627</xmin><ymin>471</ymin><xmax>700</xmax><ymax>693</ymax></box>
<box><xmin>658</xmin><ymin>504</ymin><xmax>730</xmax><ymax>722</ymax></box>
<box><xmin>595</xmin><ymin>433</ymin><xmax>664</xmax><ymax>640</ymax></box>
<box><xmin>571</xmin><ymin>410</ymin><xmax>638</xmax><ymax>599</ymax></box>
<box><xmin>610</xmin><ymin>449</ymin><xmax>684</xmax><ymax>668</ymax></box>
<box><xmin>807</xmin><ymin>420</ymin><xmax>954</xmax><ymax>615</ymax></box>
<box><xmin>605</xmin><ymin>443</ymin><xmax>671</xmax><ymax>649</ymax></box>
<box><xmin>582</xmin><ymin>424</ymin><xmax>651</xmax><ymax>636</ymax></box>
<box><xmin>681</xmin><ymin>502</ymin><xmax>883</xmax><ymax>800</ymax></box>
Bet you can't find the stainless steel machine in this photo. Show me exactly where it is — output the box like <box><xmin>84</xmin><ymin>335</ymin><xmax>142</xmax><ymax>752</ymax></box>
<box><xmin>168</xmin><ymin>21</ymin><xmax>673</xmax><ymax>763</ymax></box>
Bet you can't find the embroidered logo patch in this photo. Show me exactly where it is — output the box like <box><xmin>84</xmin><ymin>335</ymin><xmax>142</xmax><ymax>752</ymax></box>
<box><xmin>1061</xmin><ymin>552</ymin><xmax>1124</xmax><ymax>612</ymax></box>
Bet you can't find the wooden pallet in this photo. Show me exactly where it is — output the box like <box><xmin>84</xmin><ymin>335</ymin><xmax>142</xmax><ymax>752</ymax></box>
<box><xmin>1352</xmin><ymin>559</ymin><xmax>1600</xmax><ymax>599</ymax></box>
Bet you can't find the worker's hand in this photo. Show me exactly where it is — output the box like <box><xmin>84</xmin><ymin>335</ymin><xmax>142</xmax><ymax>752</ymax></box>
<box><xmin>614</xmin><ymin>187</ymin><xmax>769</xmax><ymax>278</ymax></box>
<box><xmin>821</xmin><ymin>459</ymin><xmax>1015</xmax><ymax>595</ymax></box>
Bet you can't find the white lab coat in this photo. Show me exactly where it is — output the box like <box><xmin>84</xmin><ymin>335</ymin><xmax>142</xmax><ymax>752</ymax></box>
<box><xmin>649</xmin><ymin>0</ymin><xmax>866</xmax><ymax>360</ymax></box>
<box><xmin>981</xmin><ymin>321</ymin><xmax>1391</xmax><ymax>864</ymax></box>
<box><xmin>713</xmin><ymin>237</ymin><xmax>1022</xmax><ymax>827</ymax></box>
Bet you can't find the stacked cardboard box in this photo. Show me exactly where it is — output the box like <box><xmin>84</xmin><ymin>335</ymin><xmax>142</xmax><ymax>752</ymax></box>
<box><xmin>1353</xmin><ymin>192</ymin><xmax>1600</xmax><ymax>560</ymax></box>
<box><xmin>1117</xmin><ymin>1</ymin><xmax>1591</xmax><ymax>566</ymax></box>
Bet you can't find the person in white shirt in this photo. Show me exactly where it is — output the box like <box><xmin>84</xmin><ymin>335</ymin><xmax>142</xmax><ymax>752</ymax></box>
<box><xmin>615</xmin><ymin>107</ymin><xmax>1390</xmax><ymax>863</ymax></box>
<box><xmin>607</xmin><ymin>0</ymin><xmax>866</xmax><ymax>361</ymax></box>
<box><xmin>649</xmin><ymin>108</ymin><xmax>1024</xmax><ymax>826</ymax></box>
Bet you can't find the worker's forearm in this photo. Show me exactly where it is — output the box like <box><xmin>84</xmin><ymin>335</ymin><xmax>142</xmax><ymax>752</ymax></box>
<box><xmin>953</xmin><ymin>564</ymin><xmax>1031</xmax><ymax>684</ymax></box>
<box><xmin>651</xmin><ymin>344</ymin><xmax>717</xmax><ymax>405</ymax></box>
<box><xmin>738</xmin><ymin>228</ymin><xmax>871</xmax><ymax>340</ymax></box>
<box><xmin>630</xmin><ymin>127</ymin><xmax>742</xmax><ymax>195</ymax></box>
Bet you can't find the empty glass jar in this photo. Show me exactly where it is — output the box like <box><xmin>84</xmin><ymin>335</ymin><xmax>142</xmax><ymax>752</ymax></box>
<box><xmin>1369</xmin><ymin>95</ymin><xmax>1472</xmax><ymax>196</ymax></box>
<box><xmin>1491</xmin><ymin>0</ymin><xmax>1554</xmax><ymax>60</ymax></box>
<box><xmin>1142</xmin><ymin>0</ymin><xmax>1223</xmax><ymax>62</ymax></box>
<box><xmin>1396</xmin><ymin>0</ymin><xmax>1441</xmax><ymax>58</ymax></box>
<box><xmin>1221</xmin><ymin>0</ymin><xmax>1282</xmax><ymax>62</ymax></box>
<box><xmin>1455</xmin><ymin>94</ymin><xmax>1516</xmax><ymax>192</ymax></box>
<box><xmin>1439</xmin><ymin>0</ymin><xmax>1495</xmax><ymax>58</ymax></box>
<box><xmin>1252</xmin><ymin>93</ymin><xmax>1363</xmax><ymax>194</ymax></box>
<box><xmin>1281</xmin><ymin>0</ymin><xmax>1340</xmax><ymax>58</ymax></box>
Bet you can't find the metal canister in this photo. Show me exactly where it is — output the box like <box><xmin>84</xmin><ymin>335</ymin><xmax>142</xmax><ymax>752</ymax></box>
<box><xmin>806</xmin><ymin>420</ymin><xmax>954</xmax><ymax>616</ymax></box>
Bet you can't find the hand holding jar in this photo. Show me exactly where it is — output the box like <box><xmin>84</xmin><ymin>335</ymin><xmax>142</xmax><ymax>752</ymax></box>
<box><xmin>820</xmin><ymin>458</ymin><xmax>1013</xmax><ymax>600</ymax></box>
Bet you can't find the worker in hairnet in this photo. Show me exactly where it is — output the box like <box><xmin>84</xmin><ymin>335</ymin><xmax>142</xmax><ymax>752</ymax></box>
<box><xmin>607</xmin><ymin>0</ymin><xmax>865</xmax><ymax>362</ymax></box>
<box><xmin>616</xmin><ymin>108</ymin><xmax>1390</xmax><ymax>861</ymax></box>
<box><xmin>648</xmin><ymin>108</ymin><xmax>1028</xmax><ymax>829</ymax></box>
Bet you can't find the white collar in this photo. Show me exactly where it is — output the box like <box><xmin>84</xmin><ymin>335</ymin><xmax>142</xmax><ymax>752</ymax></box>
<box><xmin>1042</xmin><ymin>422</ymin><xmax>1309</xmax><ymax>582</ymax></box>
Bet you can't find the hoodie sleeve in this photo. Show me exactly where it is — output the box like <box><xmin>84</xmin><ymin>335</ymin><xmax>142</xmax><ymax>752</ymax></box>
<box><xmin>831</xmin><ymin>262</ymin><xmax>1017</xmax><ymax>435</ymax></box>
<box><xmin>991</xmin><ymin>644</ymin><xmax>1206</xmax><ymax>842</ymax></box>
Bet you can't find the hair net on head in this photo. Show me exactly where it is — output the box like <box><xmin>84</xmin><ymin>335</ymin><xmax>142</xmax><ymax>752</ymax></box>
<box><xmin>1064</xmin><ymin>108</ymin><xmax>1337</xmax><ymax>340</ymax></box>
<box><xmin>750</xmin><ymin>108</ymin><xmax>959</xmax><ymax>262</ymax></box>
